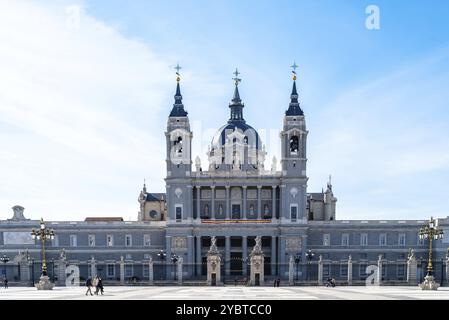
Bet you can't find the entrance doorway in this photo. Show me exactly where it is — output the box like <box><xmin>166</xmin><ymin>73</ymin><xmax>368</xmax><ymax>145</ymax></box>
<box><xmin>211</xmin><ymin>273</ymin><xmax>217</xmax><ymax>286</ymax></box>
<box><xmin>231</xmin><ymin>204</ymin><xmax>241</xmax><ymax>219</ymax></box>
<box><xmin>230</xmin><ymin>252</ymin><xmax>243</xmax><ymax>276</ymax></box>
<box><xmin>255</xmin><ymin>273</ymin><xmax>260</xmax><ymax>286</ymax></box>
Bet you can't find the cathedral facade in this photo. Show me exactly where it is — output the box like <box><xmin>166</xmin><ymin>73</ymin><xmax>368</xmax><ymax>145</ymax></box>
<box><xmin>1</xmin><ymin>69</ymin><xmax>448</xmax><ymax>285</ymax></box>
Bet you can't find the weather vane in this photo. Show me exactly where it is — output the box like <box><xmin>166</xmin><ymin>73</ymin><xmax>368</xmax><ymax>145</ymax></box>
<box><xmin>174</xmin><ymin>62</ymin><xmax>182</xmax><ymax>82</ymax></box>
<box><xmin>232</xmin><ymin>68</ymin><xmax>241</xmax><ymax>86</ymax></box>
<box><xmin>290</xmin><ymin>61</ymin><xmax>298</xmax><ymax>81</ymax></box>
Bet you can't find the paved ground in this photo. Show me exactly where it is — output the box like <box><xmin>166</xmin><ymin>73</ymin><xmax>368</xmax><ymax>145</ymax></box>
<box><xmin>1</xmin><ymin>286</ymin><xmax>449</xmax><ymax>300</ymax></box>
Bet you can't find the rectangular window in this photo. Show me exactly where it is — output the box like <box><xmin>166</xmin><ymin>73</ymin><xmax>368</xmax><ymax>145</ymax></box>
<box><xmin>360</xmin><ymin>233</ymin><xmax>368</xmax><ymax>246</ymax></box>
<box><xmin>340</xmin><ymin>263</ymin><xmax>348</xmax><ymax>277</ymax></box>
<box><xmin>69</xmin><ymin>235</ymin><xmax>77</xmax><ymax>247</ymax></box>
<box><xmin>88</xmin><ymin>235</ymin><xmax>95</xmax><ymax>247</ymax></box>
<box><xmin>290</xmin><ymin>204</ymin><xmax>298</xmax><ymax>222</ymax></box>
<box><xmin>341</xmin><ymin>233</ymin><xmax>349</xmax><ymax>246</ymax></box>
<box><xmin>323</xmin><ymin>234</ymin><xmax>330</xmax><ymax>246</ymax></box>
<box><xmin>359</xmin><ymin>264</ymin><xmax>368</xmax><ymax>279</ymax></box>
<box><xmin>175</xmin><ymin>205</ymin><xmax>182</xmax><ymax>221</ymax></box>
<box><xmin>144</xmin><ymin>234</ymin><xmax>151</xmax><ymax>247</ymax></box>
<box><xmin>397</xmin><ymin>264</ymin><xmax>406</xmax><ymax>277</ymax></box>
<box><xmin>143</xmin><ymin>265</ymin><xmax>149</xmax><ymax>277</ymax></box>
<box><xmin>144</xmin><ymin>254</ymin><xmax>151</xmax><ymax>260</ymax></box>
<box><xmin>323</xmin><ymin>264</ymin><xmax>330</xmax><ymax>277</ymax></box>
<box><xmin>379</xmin><ymin>234</ymin><xmax>387</xmax><ymax>246</ymax></box>
<box><xmin>52</xmin><ymin>235</ymin><xmax>59</xmax><ymax>247</ymax></box>
<box><xmin>107</xmin><ymin>264</ymin><xmax>115</xmax><ymax>277</ymax></box>
<box><xmin>125</xmin><ymin>265</ymin><xmax>133</xmax><ymax>278</ymax></box>
<box><xmin>398</xmin><ymin>233</ymin><xmax>406</xmax><ymax>246</ymax></box>
<box><xmin>125</xmin><ymin>235</ymin><xmax>132</xmax><ymax>247</ymax></box>
<box><xmin>125</xmin><ymin>254</ymin><xmax>132</xmax><ymax>260</ymax></box>
<box><xmin>107</xmin><ymin>235</ymin><xmax>114</xmax><ymax>247</ymax></box>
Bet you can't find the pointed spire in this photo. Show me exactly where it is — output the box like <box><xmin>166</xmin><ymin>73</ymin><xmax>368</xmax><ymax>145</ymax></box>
<box><xmin>229</xmin><ymin>68</ymin><xmax>245</xmax><ymax>122</ymax></box>
<box><xmin>169</xmin><ymin>63</ymin><xmax>188</xmax><ymax>117</ymax></box>
<box><xmin>286</xmin><ymin>61</ymin><xmax>304</xmax><ymax>116</ymax></box>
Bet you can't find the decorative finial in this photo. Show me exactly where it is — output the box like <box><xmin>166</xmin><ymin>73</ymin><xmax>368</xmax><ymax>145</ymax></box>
<box><xmin>290</xmin><ymin>61</ymin><xmax>298</xmax><ymax>81</ymax></box>
<box><xmin>232</xmin><ymin>68</ymin><xmax>241</xmax><ymax>86</ymax></box>
<box><xmin>174</xmin><ymin>62</ymin><xmax>182</xmax><ymax>82</ymax></box>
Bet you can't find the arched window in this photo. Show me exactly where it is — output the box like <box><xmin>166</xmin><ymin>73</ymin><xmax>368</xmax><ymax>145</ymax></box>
<box><xmin>290</xmin><ymin>136</ymin><xmax>299</xmax><ymax>154</ymax></box>
<box><xmin>174</xmin><ymin>136</ymin><xmax>183</xmax><ymax>155</ymax></box>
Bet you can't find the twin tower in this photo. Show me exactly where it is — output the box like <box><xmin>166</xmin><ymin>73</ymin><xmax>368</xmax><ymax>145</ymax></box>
<box><xmin>163</xmin><ymin>66</ymin><xmax>332</xmax><ymax>226</ymax></box>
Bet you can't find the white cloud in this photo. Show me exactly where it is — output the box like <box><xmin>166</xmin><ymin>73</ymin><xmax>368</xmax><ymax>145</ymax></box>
<box><xmin>0</xmin><ymin>1</ymin><xmax>174</xmax><ymax>220</ymax></box>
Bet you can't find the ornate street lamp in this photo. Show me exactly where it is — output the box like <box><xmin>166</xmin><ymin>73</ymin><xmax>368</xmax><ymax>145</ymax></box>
<box><xmin>294</xmin><ymin>255</ymin><xmax>301</xmax><ymax>281</ymax></box>
<box><xmin>418</xmin><ymin>217</ymin><xmax>444</xmax><ymax>290</ymax></box>
<box><xmin>31</xmin><ymin>218</ymin><xmax>55</xmax><ymax>290</ymax></box>
<box><xmin>171</xmin><ymin>254</ymin><xmax>179</xmax><ymax>281</ymax></box>
<box><xmin>1</xmin><ymin>254</ymin><xmax>10</xmax><ymax>279</ymax></box>
<box><xmin>157</xmin><ymin>249</ymin><xmax>167</xmax><ymax>280</ymax></box>
<box><xmin>306</xmin><ymin>249</ymin><xmax>315</xmax><ymax>282</ymax></box>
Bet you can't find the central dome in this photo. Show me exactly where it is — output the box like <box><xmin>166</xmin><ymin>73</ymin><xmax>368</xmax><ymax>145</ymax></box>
<box><xmin>207</xmin><ymin>78</ymin><xmax>265</xmax><ymax>171</ymax></box>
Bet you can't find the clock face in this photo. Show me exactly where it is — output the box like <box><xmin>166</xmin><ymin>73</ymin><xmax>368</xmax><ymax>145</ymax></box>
<box><xmin>149</xmin><ymin>210</ymin><xmax>158</xmax><ymax>219</ymax></box>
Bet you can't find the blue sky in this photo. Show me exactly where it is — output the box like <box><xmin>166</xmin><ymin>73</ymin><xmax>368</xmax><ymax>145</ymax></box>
<box><xmin>0</xmin><ymin>0</ymin><xmax>449</xmax><ymax>221</ymax></box>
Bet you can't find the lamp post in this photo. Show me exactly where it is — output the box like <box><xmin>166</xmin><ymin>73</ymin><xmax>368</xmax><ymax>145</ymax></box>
<box><xmin>294</xmin><ymin>255</ymin><xmax>301</xmax><ymax>282</ymax></box>
<box><xmin>1</xmin><ymin>254</ymin><xmax>10</xmax><ymax>280</ymax></box>
<box><xmin>157</xmin><ymin>249</ymin><xmax>166</xmax><ymax>281</ymax></box>
<box><xmin>306</xmin><ymin>250</ymin><xmax>315</xmax><ymax>282</ymax></box>
<box><xmin>31</xmin><ymin>218</ymin><xmax>55</xmax><ymax>290</ymax></box>
<box><xmin>171</xmin><ymin>254</ymin><xmax>179</xmax><ymax>281</ymax></box>
<box><xmin>418</xmin><ymin>217</ymin><xmax>444</xmax><ymax>290</ymax></box>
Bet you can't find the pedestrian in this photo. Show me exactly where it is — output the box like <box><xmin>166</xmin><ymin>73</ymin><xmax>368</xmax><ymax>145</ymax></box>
<box><xmin>4</xmin><ymin>277</ymin><xmax>8</xmax><ymax>289</ymax></box>
<box><xmin>276</xmin><ymin>277</ymin><xmax>280</xmax><ymax>287</ymax></box>
<box><xmin>273</xmin><ymin>278</ymin><xmax>277</xmax><ymax>287</ymax></box>
<box><xmin>97</xmin><ymin>277</ymin><xmax>104</xmax><ymax>295</ymax></box>
<box><xmin>93</xmin><ymin>276</ymin><xmax>99</xmax><ymax>295</ymax></box>
<box><xmin>85</xmin><ymin>277</ymin><xmax>93</xmax><ymax>296</ymax></box>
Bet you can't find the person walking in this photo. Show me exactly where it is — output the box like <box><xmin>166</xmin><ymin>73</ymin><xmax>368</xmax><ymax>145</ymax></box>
<box><xmin>85</xmin><ymin>277</ymin><xmax>93</xmax><ymax>296</ymax></box>
<box><xmin>93</xmin><ymin>276</ymin><xmax>99</xmax><ymax>295</ymax></box>
<box><xmin>97</xmin><ymin>277</ymin><xmax>104</xmax><ymax>295</ymax></box>
<box><xmin>4</xmin><ymin>277</ymin><xmax>8</xmax><ymax>289</ymax></box>
<box><xmin>276</xmin><ymin>278</ymin><xmax>280</xmax><ymax>287</ymax></box>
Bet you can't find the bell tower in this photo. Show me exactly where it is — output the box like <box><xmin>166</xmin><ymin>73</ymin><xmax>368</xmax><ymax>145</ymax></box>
<box><xmin>165</xmin><ymin>64</ymin><xmax>193</xmax><ymax>222</ymax></box>
<box><xmin>280</xmin><ymin>62</ymin><xmax>308</xmax><ymax>222</ymax></box>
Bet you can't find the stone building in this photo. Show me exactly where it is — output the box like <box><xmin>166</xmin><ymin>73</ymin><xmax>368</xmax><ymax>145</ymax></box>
<box><xmin>0</xmin><ymin>69</ymin><xmax>448</xmax><ymax>286</ymax></box>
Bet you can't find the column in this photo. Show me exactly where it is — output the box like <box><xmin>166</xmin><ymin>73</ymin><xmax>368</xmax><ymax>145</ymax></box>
<box><xmin>196</xmin><ymin>186</ymin><xmax>201</xmax><ymax>220</ymax></box>
<box><xmin>196</xmin><ymin>236</ymin><xmax>202</xmax><ymax>276</ymax></box>
<box><xmin>19</xmin><ymin>260</ymin><xmax>30</xmax><ymax>282</ymax></box>
<box><xmin>90</xmin><ymin>257</ymin><xmax>97</xmax><ymax>278</ymax></box>
<box><xmin>57</xmin><ymin>259</ymin><xmax>67</xmax><ymax>286</ymax></box>
<box><xmin>271</xmin><ymin>236</ymin><xmax>277</xmax><ymax>276</ymax></box>
<box><xmin>347</xmin><ymin>255</ymin><xmax>353</xmax><ymax>286</ymax></box>
<box><xmin>211</xmin><ymin>186</ymin><xmax>215</xmax><ymax>219</ymax></box>
<box><xmin>225</xmin><ymin>236</ymin><xmax>231</xmax><ymax>276</ymax></box>
<box><xmin>163</xmin><ymin>236</ymin><xmax>173</xmax><ymax>280</ymax></box>
<box><xmin>177</xmin><ymin>257</ymin><xmax>183</xmax><ymax>285</ymax></box>
<box><xmin>119</xmin><ymin>256</ymin><xmax>125</xmax><ymax>285</ymax></box>
<box><xmin>288</xmin><ymin>255</ymin><xmax>294</xmax><ymax>285</ymax></box>
<box><xmin>446</xmin><ymin>256</ymin><xmax>449</xmax><ymax>286</ymax></box>
<box><xmin>280</xmin><ymin>185</ymin><xmax>285</xmax><ymax>221</ymax></box>
<box><xmin>242</xmin><ymin>186</ymin><xmax>247</xmax><ymax>219</ymax></box>
<box><xmin>271</xmin><ymin>186</ymin><xmax>277</xmax><ymax>221</ymax></box>
<box><xmin>242</xmin><ymin>236</ymin><xmax>248</xmax><ymax>276</ymax></box>
<box><xmin>407</xmin><ymin>254</ymin><xmax>417</xmax><ymax>285</ymax></box>
<box><xmin>318</xmin><ymin>255</ymin><xmax>323</xmax><ymax>286</ymax></box>
<box><xmin>148</xmin><ymin>259</ymin><xmax>154</xmax><ymax>285</ymax></box>
<box><xmin>187</xmin><ymin>236</ymin><xmax>194</xmax><ymax>277</ymax></box>
<box><xmin>377</xmin><ymin>255</ymin><xmax>383</xmax><ymax>286</ymax></box>
<box><xmin>257</xmin><ymin>186</ymin><xmax>262</xmax><ymax>220</ymax></box>
<box><xmin>279</xmin><ymin>237</ymin><xmax>286</xmax><ymax>277</ymax></box>
<box><xmin>225</xmin><ymin>186</ymin><xmax>230</xmax><ymax>219</ymax></box>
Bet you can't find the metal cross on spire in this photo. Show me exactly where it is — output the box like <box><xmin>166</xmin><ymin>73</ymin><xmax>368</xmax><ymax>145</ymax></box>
<box><xmin>290</xmin><ymin>61</ymin><xmax>298</xmax><ymax>80</ymax></box>
<box><xmin>174</xmin><ymin>62</ymin><xmax>182</xmax><ymax>81</ymax></box>
<box><xmin>232</xmin><ymin>68</ymin><xmax>241</xmax><ymax>85</ymax></box>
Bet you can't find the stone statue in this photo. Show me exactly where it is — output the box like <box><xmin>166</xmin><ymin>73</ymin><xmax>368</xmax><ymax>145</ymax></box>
<box><xmin>59</xmin><ymin>248</ymin><xmax>66</xmax><ymax>261</ymax></box>
<box><xmin>249</xmin><ymin>205</ymin><xmax>254</xmax><ymax>216</ymax></box>
<box><xmin>271</xmin><ymin>156</ymin><xmax>277</xmax><ymax>172</ymax></box>
<box><xmin>204</xmin><ymin>204</ymin><xmax>209</xmax><ymax>216</ymax></box>
<box><xmin>218</xmin><ymin>205</ymin><xmax>223</xmax><ymax>215</ymax></box>
<box><xmin>10</xmin><ymin>205</ymin><xmax>28</xmax><ymax>221</ymax></box>
<box><xmin>195</xmin><ymin>156</ymin><xmax>201</xmax><ymax>172</ymax></box>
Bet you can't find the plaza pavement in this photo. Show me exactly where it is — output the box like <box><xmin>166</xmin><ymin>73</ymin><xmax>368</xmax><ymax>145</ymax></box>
<box><xmin>1</xmin><ymin>286</ymin><xmax>449</xmax><ymax>300</ymax></box>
